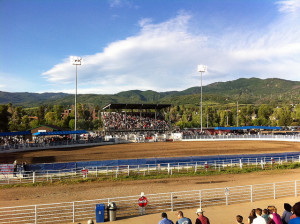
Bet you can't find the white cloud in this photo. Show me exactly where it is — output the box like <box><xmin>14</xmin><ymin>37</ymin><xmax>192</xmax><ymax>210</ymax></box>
<box><xmin>42</xmin><ymin>7</ymin><xmax>300</xmax><ymax>94</ymax></box>
<box><xmin>276</xmin><ymin>0</ymin><xmax>300</xmax><ymax>13</ymax></box>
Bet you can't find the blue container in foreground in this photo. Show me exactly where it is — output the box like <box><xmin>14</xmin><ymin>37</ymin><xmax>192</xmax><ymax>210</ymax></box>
<box><xmin>95</xmin><ymin>204</ymin><xmax>105</xmax><ymax>223</ymax></box>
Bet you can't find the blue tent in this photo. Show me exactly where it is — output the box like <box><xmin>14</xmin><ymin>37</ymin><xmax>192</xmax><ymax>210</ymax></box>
<box><xmin>33</xmin><ymin>130</ymin><xmax>88</xmax><ymax>136</ymax></box>
<box><xmin>214</xmin><ymin>126</ymin><xmax>281</xmax><ymax>130</ymax></box>
<box><xmin>0</xmin><ymin>131</ymin><xmax>32</xmax><ymax>136</ymax></box>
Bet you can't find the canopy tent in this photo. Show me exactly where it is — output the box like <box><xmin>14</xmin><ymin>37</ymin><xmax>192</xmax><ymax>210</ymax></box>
<box><xmin>214</xmin><ymin>126</ymin><xmax>281</xmax><ymax>131</ymax></box>
<box><xmin>33</xmin><ymin>130</ymin><xmax>88</xmax><ymax>136</ymax></box>
<box><xmin>0</xmin><ymin>131</ymin><xmax>32</xmax><ymax>137</ymax></box>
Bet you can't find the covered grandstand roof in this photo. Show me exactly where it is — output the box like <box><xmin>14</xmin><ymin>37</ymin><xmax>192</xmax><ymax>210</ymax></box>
<box><xmin>0</xmin><ymin>131</ymin><xmax>32</xmax><ymax>136</ymax></box>
<box><xmin>214</xmin><ymin>126</ymin><xmax>281</xmax><ymax>130</ymax></box>
<box><xmin>33</xmin><ymin>130</ymin><xmax>88</xmax><ymax>136</ymax></box>
<box><xmin>102</xmin><ymin>103</ymin><xmax>171</xmax><ymax>110</ymax></box>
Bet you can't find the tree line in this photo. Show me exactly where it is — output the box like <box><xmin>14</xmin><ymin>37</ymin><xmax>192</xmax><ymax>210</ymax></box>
<box><xmin>0</xmin><ymin>103</ymin><xmax>299</xmax><ymax>132</ymax></box>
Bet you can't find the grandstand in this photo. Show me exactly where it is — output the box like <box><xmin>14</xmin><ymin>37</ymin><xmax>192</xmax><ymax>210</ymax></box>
<box><xmin>102</xmin><ymin>103</ymin><xmax>171</xmax><ymax>133</ymax></box>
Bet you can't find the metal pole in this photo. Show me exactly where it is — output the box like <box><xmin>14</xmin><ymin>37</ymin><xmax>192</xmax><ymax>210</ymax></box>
<box><xmin>201</xmin><ymin>71</ymin><xmax>203</xmax><ymax>133</ymax></box>
<box><xmin>237</xmin><ymin>101</ymin><xmax>238</xmax><ymax>127</ymax></box>
<box><xmin>75</xmin><ymin>64</ymin><xmax>77</xmax><ymax>131</ymax></box>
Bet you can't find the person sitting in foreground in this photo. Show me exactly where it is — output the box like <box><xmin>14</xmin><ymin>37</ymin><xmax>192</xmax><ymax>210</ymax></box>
<box><xmin>289</xmin><ymin>202</ymin><xmax>300</xmax><ymax>224</ymax></box>
<box><xmin>176</xmin><ymin>211</ymin><xmax>192</xmax><ymax>224</ymax></box>
<box><xmin>236</xmin><ymin>215</ymin><xmax>244</xmax><ymax>224</ymax></box>
<box><xmin>253</xmin><ymin>208</ymin><xmax>266</xmax><ymax>224</ymax></box>
<box><xmin>159</xmin><ymin>212</ymin><xmax>174</xmax><ymax>224</ymax></box>
<box><xmin>195</xmin><ymin>208</ymin><xmax>210</xmax><ymax>224</ymax></box>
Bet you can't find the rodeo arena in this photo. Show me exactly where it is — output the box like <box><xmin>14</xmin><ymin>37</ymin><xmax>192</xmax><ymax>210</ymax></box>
<box><xmin>0</xmin><ymin>103</ymin><xmax>300</xmax><ymax>224</ymax></box>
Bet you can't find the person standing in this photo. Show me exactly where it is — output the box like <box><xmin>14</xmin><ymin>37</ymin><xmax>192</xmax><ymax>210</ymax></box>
<box><xmin>281</xmin><ymin>203</ymin><xmax>292</xmax><ymax>224</ymax></box>
<box><xmin>176</xmin><ymin>211</ymin><xmax>192</xmax><ymax>224</ymax></box>
<box><xmin>159</xmin><ymin>212</ymin><xmax>174</xmax><ymax>224</ymax></box>
<box><xmin>289</xmin><ymin>202</ymin><xmax>300</xmax><ymax>224</ymax></box>
<box><xmin>138</xmin><ymin>192</ymin><xmax>148</xmax><ymax>215</ymax></box>
<box><xmin>268</xmin><ymin>206</ymin><xmax>282</xmax><ymax>224</ymax></box>
<box><xmin>195</xmin><ymin>208</ymin><xmax>210</xmax><ymax>224</ymax></box>
<box><xmin>253</xmin><ymin>208</ymin><xmax>266</xmax><ymax>224</ymax></box>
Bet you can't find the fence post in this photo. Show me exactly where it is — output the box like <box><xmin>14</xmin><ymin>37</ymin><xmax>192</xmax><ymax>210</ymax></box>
<box><xmin>250</xmin><ymin>185</ymin><xmax>253</xmax><ymax>202</ymax></box>
<box><xmin>195</xmin><ymin>162</ymin><xmax>197</xmax><ymax>173</ymax></box>
<box><xmin>35</xmin><ymin>205</ymin><xmax>37</xmax><ymax>224</ymax></box>
<box><xmin>148</xmin><ymin>164</ymin><xmax>150</xmax><ymax>174</ymax></box>
<box><xmin>116</xmin><ymin>167</ymin><xmax>118</xmax><ymax>178</ymax></box>
<box><xmin>171</xmin><ymin>192</ymin><xmax>173</xmax><ymax>211</ymax></box>
<box><xmin>73</xmin><ymin>202</ymin><xmax>75</xmax><ymax>223</ymax></box>
<box><xmin>168</xmin><ymin>163</ymin><xmax>170</xmax><ymax>174</ymax></box>
<box><xmin>199</xmin><ymin>190</ymin><xmax>202</xmax><ymax>208</ymax></box>
<box><xmin>274</xmin><ymin>183</ymin><xmax>276</xmax><ymax>199</ymax></box>
<box><xmin>96</xmin><ymin>167</ymin><xmax>98</xmax><ymax>177</ymax></box>
<box><xmin>33</xmin><ymin>172</ymin><xmax>36</xmax><ymax>183</ymax></box>
<box><xmin>128</xmin><ymin>165</ymin><xmax>130</xmax><ymax>176</ymax></box>
<box><xmin>295</xmin><ymin>180</ymin><xmax>298</xmax><ymax>197</ymax></box>
<box><xmin>47</xmin><ymin>171</ymin><xmax>48</xmax><ymax>181</ymax></box>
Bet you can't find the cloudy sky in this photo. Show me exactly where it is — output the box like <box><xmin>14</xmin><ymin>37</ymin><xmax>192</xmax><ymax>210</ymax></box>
<box><xmin>1</xmin><ymin>0</ymin><xmax>300</xmax><ymax>94</ymax></box>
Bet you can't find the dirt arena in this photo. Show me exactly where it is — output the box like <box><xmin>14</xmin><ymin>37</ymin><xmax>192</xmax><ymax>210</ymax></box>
<box><xmin>1</xmin><ymin>141</ymin><xmax>300</xmax><ymax>223</ymax></box>
<box><xmin>1</xmin><ymin>141</ymin><xmax>300</xmax><ymax>164</ymax></box>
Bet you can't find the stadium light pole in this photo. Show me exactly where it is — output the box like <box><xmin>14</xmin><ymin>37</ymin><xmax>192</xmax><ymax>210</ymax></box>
<box><xmin>197</xmin><ymin>65</ymin><xmax>207</xmax><ymax>133</ymax></box>
<box><xmin>71</xmin><ymin>56</ymin><xmax>82</xmax><ymax>131</ymax></box>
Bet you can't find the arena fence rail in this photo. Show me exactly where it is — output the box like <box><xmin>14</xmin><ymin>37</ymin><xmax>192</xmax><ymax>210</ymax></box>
<box><xmin>0</xmin><ymin>180</ymin><xmax>299</xmax><ymax>224</ymax></box>
<box><xmin>1</xmin><ymin>155</ymin><xmax>300</xmax><ymax>185</ymax></box>
<box><xmin>182</xmin><ymin>134</ymin><xmax>300</xmax><ymax>142</ymax></box>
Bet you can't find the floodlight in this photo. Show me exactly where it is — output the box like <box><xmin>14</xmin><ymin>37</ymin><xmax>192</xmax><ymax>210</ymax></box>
<box><xmin>70</xmin><ymin>56</ymin><xmax>82</xmax><ymax>65</ymax></box>
<box><xmin>197</xmin><ymin>65</ymin><xmax>207</xmax><ymax>73</ymax></box>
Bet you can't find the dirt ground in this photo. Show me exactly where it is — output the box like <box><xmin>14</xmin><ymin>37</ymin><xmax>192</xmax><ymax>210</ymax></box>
<box><xmin>1</xmin><ymin>141</ymin><xmax>300</xmax><ymax>164</ymax></box>
<box><xmin>0</xmin><ymin>141</ymin><xmax>300</xmax><ymax>223</ymax></box>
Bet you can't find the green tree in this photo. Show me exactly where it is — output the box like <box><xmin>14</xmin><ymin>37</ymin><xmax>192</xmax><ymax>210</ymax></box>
<box><xmin>0</xmin><ymin>105</ymin><xmax>10</xmax><ymax>132</ymax></box>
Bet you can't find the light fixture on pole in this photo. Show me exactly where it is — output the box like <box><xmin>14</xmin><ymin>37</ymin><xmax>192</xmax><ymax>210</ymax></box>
<box><xmin>70</xmin><ymin>56</ymin><xmax>82</xmax><ymax>131</ymax></box>
<box><xmin>197</xmin><ymin>64</ymin><xmax>207</xmax><ymax>133</ymax></box>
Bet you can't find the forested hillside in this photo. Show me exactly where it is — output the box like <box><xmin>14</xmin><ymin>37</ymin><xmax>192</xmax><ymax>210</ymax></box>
<box><xmin>0</xmin><ymin>78</ymin><xmax>299</xmax><ymax>107</ymax></box>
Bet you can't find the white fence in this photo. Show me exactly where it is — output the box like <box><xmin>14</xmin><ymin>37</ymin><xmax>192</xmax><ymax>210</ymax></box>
<box><xmin>182</xmin><ymin>134</ymin><xmax>300</xmax><ymax>142</ymax></box>
<box><xmin>0</xmin><ymin>180</ymin><xmax>299</xmax><ymax>224</ymax></box>
<box><xmin>1</xmin><ymin>154</ymin><xmax>300</xmax><ymax>185</ymax></box>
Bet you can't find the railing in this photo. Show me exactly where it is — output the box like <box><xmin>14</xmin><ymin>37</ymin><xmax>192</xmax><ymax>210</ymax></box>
<box><xmin>1</xmin><ymin>155</ymin><xmax>300</xmax><ymax>185</ymax></box>
<box><xmin>0</xmin><ymin>180</ymin><xmax>299</xmax><ymax>224</ymax></box>
<box><xmin>182</xmin><ymin>134</ymin><xmax>300</xmax><ymax>141</ymax></box>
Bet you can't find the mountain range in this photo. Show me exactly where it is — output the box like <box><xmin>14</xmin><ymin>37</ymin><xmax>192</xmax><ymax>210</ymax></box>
<box><xmin>0</xmin><ymin>78</ymin><xmax>299</xmax><ymax>108</ymax></box>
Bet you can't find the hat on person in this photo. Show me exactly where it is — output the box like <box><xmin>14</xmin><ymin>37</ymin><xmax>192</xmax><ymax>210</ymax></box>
<box><xmin>141</xmin><ymin>192</ymin><xmax>145</xmax><ymax>197</ymax></box>
<box><xmin>196</xmin><ymin>208</ymin><xmax>204</xmax><ymax>214</ymax></box>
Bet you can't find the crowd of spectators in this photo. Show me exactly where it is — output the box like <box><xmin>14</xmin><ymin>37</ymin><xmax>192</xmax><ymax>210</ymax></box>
<box><xmin>102</xmin><ymin>112</ymin><xmax>170</xmax><ymax>131</ymax></box>
<box><xmin>156</xmin><ymin>202</ymin><xmax>300</xmax><ymax>224</ymax></box>
<box><xmin>0</xmin><ymin>136</ymin><xmax>29</xmax><ymax>147</ymax></box>
<box><xmin>237</xmin><ymin>202</ymin><xmax>300</xmax><ymax>224</ymax></box>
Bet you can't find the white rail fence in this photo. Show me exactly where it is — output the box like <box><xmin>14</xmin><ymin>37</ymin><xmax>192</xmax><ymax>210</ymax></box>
<box><xmin>0</xmin><ymin>180</ymin><xmax>299</xmax><ymax>224</ymax></box>
<box><xmin>1</xmin><ymin>155</ymin><xmax>300</xmax><ymax>185</ymax></box>
<box><xmin>182</xmin><ymin>134</ymin><xmax>300</xmax><ymax>142</ymax></box>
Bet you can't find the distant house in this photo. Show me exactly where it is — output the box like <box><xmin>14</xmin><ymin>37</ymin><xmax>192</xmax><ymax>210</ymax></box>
<box><xmin>61</xmin><ymin>109</ymin><xmax>72</xmax><ymax>119</ymax></box>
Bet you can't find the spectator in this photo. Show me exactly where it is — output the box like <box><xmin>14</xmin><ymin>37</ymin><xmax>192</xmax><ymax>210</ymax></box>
<box><xmin>87</xmin><ymin>220</ymin><xmax>94</xmax><ymax>224</ymax></box>
<box><xmin>237</xmin><ymin>215</ymin><xmax>244</xmax><ymax>224</ymax></box>
<box><xmin>248</xmin><ymin>209</ymin><xmax>257</xmax><ymax>224</ymax></box>
<box><xmin>262</xmin><ymin>209</ymin><xmax>269</xmax><ymax>223</ymax></box>
<box><xmin>176</xmin><ymin>211</ymin><xmax>192</xmax><ymax>224</ymax></box>
<box><xmin>282</xmin><ymin>203</ymin><xmax>293</xmax><ymax>224</ymax></box>
<box><xmin>253</xmin><ymin>208</ymin><xmax>266</xmax><ymax>224</ymax></box>
<box><xmin>195</xmin><ymin>208</ymin><xmax>210</xmax><ymax>224</ymax></box>
<box><xmin>159</xmin><ymin>212</ymin><xmax>174</xmax><ymax>224</ymax></box>
<box><xmin>289</xmin><ymin>202</ymin><xmax>300</xmax><ymax>224</ymax></box>
<box><xmin>268</xmin><ymin>206</ymin><xmax>282</xmax><ymax>224</ymax></box>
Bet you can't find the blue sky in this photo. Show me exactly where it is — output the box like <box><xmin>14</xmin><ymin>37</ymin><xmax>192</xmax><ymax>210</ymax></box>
<box><xmin>1</xmin><ymin>0</ymin><xmax>300</xmax><ymax>94</ymax></box>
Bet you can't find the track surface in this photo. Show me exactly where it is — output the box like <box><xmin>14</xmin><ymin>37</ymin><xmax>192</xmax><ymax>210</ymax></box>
<box><xmin>1</xmin><ymin>141</ymin><xmax>300</xmax><ymax>164</ymax></box>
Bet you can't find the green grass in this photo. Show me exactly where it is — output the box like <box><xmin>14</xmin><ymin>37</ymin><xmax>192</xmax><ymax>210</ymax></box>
<box><xmin>1</xmin><ymin>163</ymin><xmax>299</xmax><ymax>189</ymax></box>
